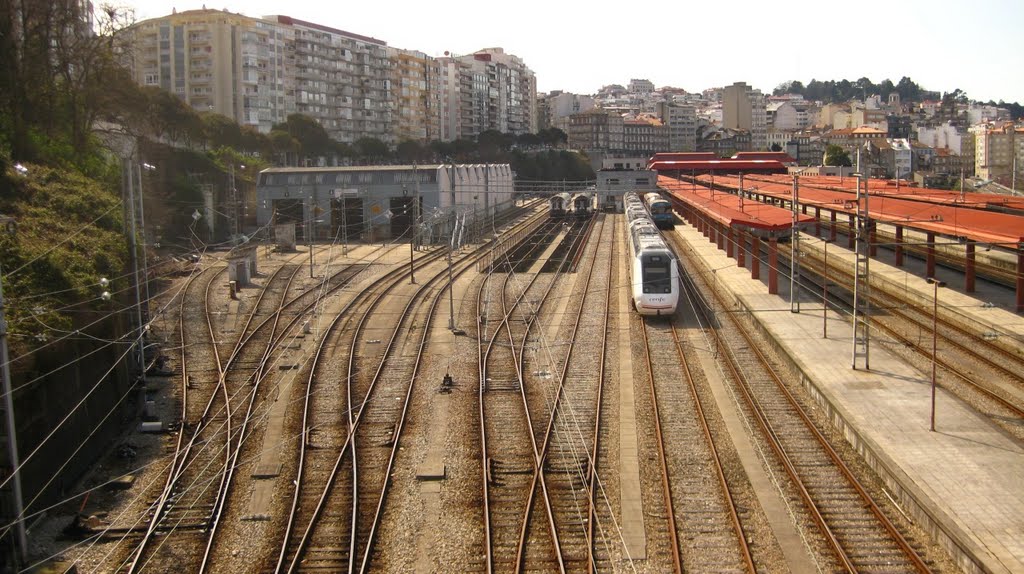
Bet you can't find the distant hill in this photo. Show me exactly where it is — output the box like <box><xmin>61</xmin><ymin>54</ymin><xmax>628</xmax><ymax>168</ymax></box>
<box><xmin>774</xmin><ymin>77</ymin><xmax>1022</xmax><ymax>119</ymax></box>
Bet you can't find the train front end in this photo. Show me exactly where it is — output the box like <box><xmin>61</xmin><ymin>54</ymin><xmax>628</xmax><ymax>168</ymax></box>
<box><xmin>632</xmin><ymin>250</ymin><xmax>678</xmax><ymax>316</ymax></box>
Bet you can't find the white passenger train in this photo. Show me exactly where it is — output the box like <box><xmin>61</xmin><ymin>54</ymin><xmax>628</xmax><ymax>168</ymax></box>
<box><xmin>549</xmin><ymin>192</ymin><xmax>572</xmax><ymax>218</ymax></box>
<box><xmin>624</xmin><ymin>191</ymin><xmax>679</xmax><ymax>316</ymax></box>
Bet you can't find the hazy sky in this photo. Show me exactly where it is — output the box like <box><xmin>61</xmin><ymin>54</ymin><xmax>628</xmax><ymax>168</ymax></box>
<box><xmin>120</xmin><ymin>0</ymin><xmax>1023</xmax><ymax>104</ymax></box>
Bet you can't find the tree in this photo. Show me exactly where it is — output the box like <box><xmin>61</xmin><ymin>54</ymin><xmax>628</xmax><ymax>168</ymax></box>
<box><xmin>268</xmin><ymin>130</ymin><xmax>299</xmax><ymax>166</ymax></box>
<box><xmin>202</xmin><ymin>112</ymin><xmax>242</xmax><ymax>150</ymax></box>
<box><xmin>896</xmin><ymin>76</ymin><xmax>922</xmax><ymax>102</ymax></box>
<box><xmin>273</xmin><ymin>114</ymin><xmax>334</xmax><ymax>164</ymax></box>
<box><xmin>516</xmin><ymin>133</ymin><xmax>541</xmax><ymax>148</ymax></box>
<box><xmin>824</xmin><ymin>144</ymin><xmax>852</xmax><ymax>167</ymax></box>
<box><xmin>353</xmin><ymin>137</ymin><xmax>389</xmax><ymax>164</ymax></box>
<box><xmin>395</xmin><ymin>139</ymin><xmax>429</xmax><ymax>164</ymax></box>
<box><xmin>771</xmin><ymin>143</ymin><xmax>783</xmax><ymax>152</ymax></box>
<box><xmin>537</xmin><ymin>127</ymin><xmax>568</xmax><ymax>147</ymax></box>
<box><xmin>145</xmin><ymin>87</ymin><xmax>202</xmax><ymax>146</ymax></box>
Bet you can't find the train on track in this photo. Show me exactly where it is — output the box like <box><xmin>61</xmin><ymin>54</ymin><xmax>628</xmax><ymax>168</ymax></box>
<box><xmin>550</xmin><ymin>191</ymin><xmax>596</xmax><ymax>219</ymax></box>
<box><xmin>643</xmin><ymin>192</ymin><xmax>675</xmax><ymax>229</ymax></box>
<box><xmin>549</xmin><ymin>192</ymin><xmax>572</xmax><ymax>218</ymax></box>
<box><xmin>572</xmin><ymin>192</ymin><xmax>594</xmax><ymax>218</ymax></box>
<box><xmin>624</xmin><ymin>191</ymin><xmax>679</xmax><ymax>316</ymax></box>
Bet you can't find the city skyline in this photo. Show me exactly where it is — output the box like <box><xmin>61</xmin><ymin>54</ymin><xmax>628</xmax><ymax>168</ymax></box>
<box><xmin>122</xmin><ymin>0</ymin><xmax>1024</xmax><ymax>105</ymax></box>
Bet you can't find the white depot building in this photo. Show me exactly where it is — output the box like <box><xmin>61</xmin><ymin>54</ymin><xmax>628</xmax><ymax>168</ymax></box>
<box><xmin>255</xmin><ymin>164</ymin><xmax>514</xmax><ymax>244</ymax></box>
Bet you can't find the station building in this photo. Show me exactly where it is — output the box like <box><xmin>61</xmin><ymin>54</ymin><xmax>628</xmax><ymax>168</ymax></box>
<box><xmin>256</xmin><ymin>164</ymin><xmax>514</xmax><ymax>243</ymax></box>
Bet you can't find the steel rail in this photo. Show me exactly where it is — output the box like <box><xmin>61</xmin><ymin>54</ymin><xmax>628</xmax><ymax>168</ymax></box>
<box><xmin>479</xmin><ymin>218</ymin><xmax>565</xmax><ymax>572</ymax></box>
<box><xmin>680</xmin><ymin>242</ymin><xmax>931</xmax><ymax>573</ymax></box>
<box><xmin>638</xmin><ymin>320</ymin><xmax>684</xmax><ymax>574</ymax></box>
<box><xmin>514</xmin><ymin>214</ymin><xmax>605</xmax><ymax>572</ymax></box>
<box><xmin>668</xmin><ymin>320</ymin><xmax>756</xmax><ymax>572</ymax></box>
<box><xmin>281</xmin><ymin>208</ymin><xmax>548</xmax><ymax>573</ymax></box>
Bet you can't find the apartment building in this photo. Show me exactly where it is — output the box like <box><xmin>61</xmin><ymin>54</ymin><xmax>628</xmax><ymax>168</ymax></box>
<box><xmin>722</xmin><ymin>81</ymin><xmax>766</xmax><ymax>150</ymax></box>
<box><xmin>655</xmin><ymin>101</ymin><xmax>697</xmax><ymax>152</ymax></box>
<box><xmin>389</xmin><ymin>47</ymin><xmax>442</xmax><ymax>142</ymax></box>
<box><xmin>916</xmin><ymin>121</ymin><xmax>966</xmax><ymax>155</ymax></box>
<box><xmin>542</xmin><ymin>92</ymin><xmax>596</xmax><ymax>133</ymax></box>
<box><xmin>123</xmin><ymin>9</ymin><xmax>293</xmax><ymax>133</ymax></box>
<box><xmin>867</xmin><ymin>138</ymin><xmax>913</xmax><ymax>178</ymax></box>
<box><xmin>628</xmin><ymin>78</ymin><xmax>655</xmax><ymax>94</ymax></box>
<box><xmin>851</xmin><ymin>104</ymin><xmax>888</xmax><ymax>131</ymax></box>
<box><xmin>569</xmin><ymin>110</ymin><xmax>624</xmax><ymax>153</ymax></box>
<box><xmin>438</xmin><ymin>48</ymin><xmax>537</xmax><ymax>142</ymax></box>
<box><xmin>622</xmin><ymin>115</ymin><xmax>669</xmax><ymax>156</ymax></box>
<box><xmin>767</xmin><ymin>100</ymin><xmax>814</xmax><ymax>131</ymax></box>
<box><xmin>262</xmin><ymin>16</ymin><xmax>392</xmax><ymax>144</ymax></box>
<box><xmin>126</xmin><ymin>11</ymin><xmax>535</xmax><ymax>145</ymax></box>
<box><xmin>973</xmin><ymin>122</ymin><xmax>1023</xmax><ymax>183</ymax></box>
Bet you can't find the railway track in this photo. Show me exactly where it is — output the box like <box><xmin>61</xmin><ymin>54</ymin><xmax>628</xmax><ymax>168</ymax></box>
<box><xmin>478</xmin><ymin>218</ymin><xmax>571</xmax><ymax>572</ymax></box>
<box><xmin>516</xmin><ymin>217</ymin><xmax>598</xmax><ymax>572</ymax></box>
<box><xmin>274</xmin><ymin>245</ymin><xmax>449</xmax><ymax>573</ymax></box>
<box><xmin>478</xmin><ymin>216</ymin><xmax>592</xmax><ymax>572</ymax></box>
<box><xmin>121</xmin><ymin>257</ymin><xmax>316</xmax><ymax>572</ymax></box>
<box><xmin>523</xmin><ymin>214</ymin><xmax>613</xmax><ymax>572</ymax></box>
<box><xmin>793</xmin><ymin>243</ymin><xmax>1024</xmax><ymax>423</ymax></box>
<box><xmin>639</xmin><ymin>311</ymin><xmax>755</xmax><ymax>573</ymax></box>
<box><xmin>674</xmin><ymin>235</ymin><xmax>936</xmax><ymax>573</ymax></box>
<box><xmin>277</xmin><ymin>207</ymin><xmax>548</xmax><ymax>573</ymax></box>
<box><xmin>106</xmin><ymin>246</ymin><xmax>379</xmax><ymax>572</ymax></box>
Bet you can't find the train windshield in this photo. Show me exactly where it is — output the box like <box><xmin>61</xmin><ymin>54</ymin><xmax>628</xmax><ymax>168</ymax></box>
<box><xmin>641</xmin><ymin>256</ymin><xmax>672</xmax><ymax>293</ymax></box>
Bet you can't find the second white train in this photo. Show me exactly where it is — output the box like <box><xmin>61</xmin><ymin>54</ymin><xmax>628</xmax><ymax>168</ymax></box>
<box><xmin>624</xmin><ymin>192</ymin><xmax>679</xmax><ymax>316</ymax></box>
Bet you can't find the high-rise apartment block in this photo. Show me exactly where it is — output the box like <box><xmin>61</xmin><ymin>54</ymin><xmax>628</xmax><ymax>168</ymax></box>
<box><xmin>438</xmin><ymin>48</ymin><xmax>537</xmax><ymax>141</ymax></box>
<box><xmin>264</xmin><ymin>16</ymin><xmax>392</xmax><ymax>143</ymax></box>
<box><xmin>722</xmin><ymin>81</ymin><xmax>766</xmax><ymax>150</ymax></box>
<box><xmin>655</xmin><ymin>102</ymin><xmax>697</xmax><ymax>152</ymax></box>
<box><xmin>122</xmin><ymin>10</ymin><xmax>534</xmax><ymax>144</ymax></box>
<box><xmin>123</xmin><ymin>9</ymin><xmax>293</xmax><ymax>133</ymax></box>
<box><xmin>389</xmin><ymin>48</ymin><xmax>442</xmax><ymax>142</ymax></box>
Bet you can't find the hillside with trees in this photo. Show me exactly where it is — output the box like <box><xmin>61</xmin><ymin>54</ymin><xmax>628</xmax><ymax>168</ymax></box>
<box><xmin>773</xmin><ymin>77</ymin><xmax>1022</xmax><ymax>119</ymax></box>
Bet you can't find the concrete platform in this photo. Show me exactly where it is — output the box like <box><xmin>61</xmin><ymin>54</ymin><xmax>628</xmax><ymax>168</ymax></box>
<box><xmin>673</xmin><ymin>222</ymin><xmax>1024</xmax><ymax>574</ymax></box>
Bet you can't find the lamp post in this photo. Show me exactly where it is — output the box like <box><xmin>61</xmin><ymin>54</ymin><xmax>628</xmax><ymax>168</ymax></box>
<box><xmin>124</xmin><ymin>159</ymin><xmax>147</xmax><ymax>387</ymax></box>
<box><xmin>851</xmin><ymin>158</ymin><xmax>871</xmax><ymax>370</ymax></box>
<box><xmin>822</xmin><ymin>239</ymin><xmax>834</xmax><ymax>338</ymax></box>
<box><xmin>473</xmin><ymin>194</ymin><xmax>479</xmax><ymax>243</ymax></box>
<box><xmin>447</xmin><ymin>212</ymin><xmax>457</xmax><ymax>332</ymax></box>
<box><xmin>229</xmin><ymin>162</ymin><xmax>245</xmax><ymax>240</ymax></box>
<box><xmin>308</xmin><ymin>205</ymin><xmax>315</xmax><ymax>278</ymax></box>
<box><xmin>0</xmin><ymin>216</ymin><xmax>27</xmax><ymax>565</ymax></box>
<box><xmin>926</xmin><ymin>277</ymin><xmax>945</xmax><ymax>432</ymax></box>
<box><xmin>404</xmin><ymin>185</ymin><xmax>415</xmax><ymax>284</ymax></box>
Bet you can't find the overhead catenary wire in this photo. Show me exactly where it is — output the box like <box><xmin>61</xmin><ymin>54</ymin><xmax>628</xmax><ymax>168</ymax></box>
<box><xmin>15</xmin><ymin>225</ymin><xmax>426</xmax><ymax>558</ymax></box>
<box><xmin>23</xmin><ymin>203</ymin><xmax>622</xmax><ymax>567</ymax></box>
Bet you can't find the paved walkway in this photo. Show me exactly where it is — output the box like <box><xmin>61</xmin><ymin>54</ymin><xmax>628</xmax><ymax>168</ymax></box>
<box><xmin>674</xmin><ymin>222</ymin><xmax>1024</xmax><ymax>574</ymax></box>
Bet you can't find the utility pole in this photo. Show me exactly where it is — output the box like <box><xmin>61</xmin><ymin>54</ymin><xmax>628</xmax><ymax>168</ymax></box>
<box><xmin>125</xmin><ymin>159</ymin><xmax>146</xmax><ymax>386</ymax></box>
<box><xmin>790</xmin><ymin>172</ymin><xmax>801</xmax><ymax>313</ymax></box>
<box><xmin>0</xmin><ymin>217</ymin><xmax>27</xmax><ymax>567</ymax></box>
<box><xmin>405</xmin><ymin>183</ymin><xmax>415</xmax><ymax>284</ymax></box>
<box><xmin>136</xmin><ymin>162</ymin><xmax>154</xmax><ymax>330</ymax></box>
<box><xmin>448</xmin><ymin>213</ymin><xmax>457</xmax><ymax>331</ymax></box>
<box><xmin>229</xmin><ymin>163</ymin><xmax>241</xmax><ymax>239</ymax></box>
